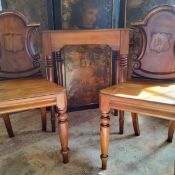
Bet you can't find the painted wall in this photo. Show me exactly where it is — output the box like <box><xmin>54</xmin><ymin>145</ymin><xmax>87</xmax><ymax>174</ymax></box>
<box><xmin>126</xmin><ymin>0</ymin><xmax>175</xmax><ymax>26</ymax></box>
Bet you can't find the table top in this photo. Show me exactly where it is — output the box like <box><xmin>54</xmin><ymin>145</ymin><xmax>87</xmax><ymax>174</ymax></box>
<box><xmin>100</xmin><ymin>81</ymin><xmax>175</xmax><ymax>105</ymax></box>
<box><xmin>0</xmin><ymin>79</ymin><xmax>64</xmax><ymax>103</ymax></box>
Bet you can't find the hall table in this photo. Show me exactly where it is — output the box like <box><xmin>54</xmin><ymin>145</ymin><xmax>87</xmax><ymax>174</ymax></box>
<box><xmin>42</xmin><ymin>29</ymin><xmax>130</xmax><ymax>168</ymax></box>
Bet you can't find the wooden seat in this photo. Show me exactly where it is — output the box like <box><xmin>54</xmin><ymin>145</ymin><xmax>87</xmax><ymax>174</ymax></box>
<box><xmin>99</xmin><ymin>5</ymin><xmax>175</xmax><ymax>170</ymax></box>
<box><xmin>0</xmin><ymin>11</ymin><xmax>68</xmax><ymax>163</ymax></box>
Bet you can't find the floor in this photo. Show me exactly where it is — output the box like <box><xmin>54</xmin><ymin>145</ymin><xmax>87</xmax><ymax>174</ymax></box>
<box><xmin>0</xmin><ymin>109</ymin><xmax>174</xmax><ymax>175</ymax></box>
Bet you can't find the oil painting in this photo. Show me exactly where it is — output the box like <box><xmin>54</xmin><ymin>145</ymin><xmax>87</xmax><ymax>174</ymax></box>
<box><xmin>61</xmin><ymin>0</ymin><xmax>115</xmax><ymax>29</ymax></box>
<box><xmin>62</xmin><ymin>45</ymin><xmax>112</xmax><ymax>108</ymax></box>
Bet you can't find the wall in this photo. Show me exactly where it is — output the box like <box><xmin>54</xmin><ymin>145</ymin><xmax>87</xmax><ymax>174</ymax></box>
<box><xmin>126</xmin><ymin>0</ymin><xmax>175</xmax><ymax>27</ymax></box>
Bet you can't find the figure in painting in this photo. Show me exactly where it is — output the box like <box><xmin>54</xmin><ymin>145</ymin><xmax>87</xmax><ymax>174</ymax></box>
<box><xmin>70</xmin><ymin>0</ymin><xmax>100</xmax><ymax>29</ymax></box>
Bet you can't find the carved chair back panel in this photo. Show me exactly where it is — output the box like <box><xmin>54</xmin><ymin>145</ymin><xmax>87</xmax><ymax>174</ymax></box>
<box><xmin>132</xmin><ymin>6</ymin><xmax>175</xmax><ymax>79</ymax></box>
<box><xmin>0</xmin><ymin>11</ymin><xmax>40</xmax><ymax>79</ymax></box>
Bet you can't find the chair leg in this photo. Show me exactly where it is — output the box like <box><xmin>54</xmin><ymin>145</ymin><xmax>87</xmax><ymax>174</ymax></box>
<box><xmin>119</xmin><ymin>111</ymin><xmax>124</xmax><ymax>134</ymax></box>
<box><xmin>100</xmin><ymin>114</ymin><xmax>110</xmax><ymax>170</ymax></box>
<box><xmin>51</xmin><ymin>106</ymin><xmax>56</xmax><ymax>132</ymax></box>
<box><xmin>131</xmin><ymin>113</ymin><xmax>140</xmax><ymax>136</ymax></box>
<box><xmin>40</xmin><ymin>107</ymin><xmax>47</xmax><ymax>131</ymax></box>
<box><xmin>113</xmin><ymin>110</ymin><xmax>118</xmax><ymax>116</ymax></box>
<box><xmin>167</xmin><ymin>120</ymin><xmax>175</xmax><ymax>142</ymax></box>
<box><xmin>2</xmin><ymin>114</ymin><xmax>15</xmax><ymax>137</ymax></box>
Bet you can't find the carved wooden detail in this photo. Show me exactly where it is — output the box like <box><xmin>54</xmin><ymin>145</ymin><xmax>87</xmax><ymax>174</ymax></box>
<box><xmin>0</xmin><ymin>10</ymin><xmax>40</xmax><ymax>79</ymax></box>
<box><xmin>131</xmin><ymin>5</ymin><xmax>175</xmax><ymax>79</ymax></box>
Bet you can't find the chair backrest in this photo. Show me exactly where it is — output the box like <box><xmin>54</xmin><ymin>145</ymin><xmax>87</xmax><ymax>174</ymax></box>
<box><xmin>131</xmin><ymin>5</ymin><xmax>175</xmax><ymax>80</ymax></box>
<box><xmin>0</xmin><ymin>10</ymin><xmax>40</xmax><ymax>79</ymax></box>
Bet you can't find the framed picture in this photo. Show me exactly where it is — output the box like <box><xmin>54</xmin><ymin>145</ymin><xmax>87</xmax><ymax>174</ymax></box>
<box><xmin>61</xmin><ymin>45</ymin><xmax>112</xmax><ymax>109</ymax></box>
<box><xmin>51</xmin><ymin>0</ymin><xmax>120</xmax><ymax>29</ymax></box>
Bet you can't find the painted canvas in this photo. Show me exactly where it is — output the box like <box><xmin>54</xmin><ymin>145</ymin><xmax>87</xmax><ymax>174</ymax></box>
<box><xmin>62</xmin><ymin>45</ymin><xmax>112</xmax><ymax>108</ymax></box>
<box><xmin>126</xmin><ymin>0</ymin><xmax>175</xmax><ymax>27</ymax></box>
<box><xmin>61</xmin><ymin>0</ymin><xmax>118</xmax><ymax>29</ymax></box>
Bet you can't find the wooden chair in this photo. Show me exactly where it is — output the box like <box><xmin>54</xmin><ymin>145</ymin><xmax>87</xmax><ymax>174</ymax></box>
<box><xmin>99</xmin><ymin>5</ymin><xmax>175</xmax><ymax>170</ymax></box>
<box><xmin>0</xmin><ymin>11</ymin><xmax>68</xmax><ymax>163</ymax></box>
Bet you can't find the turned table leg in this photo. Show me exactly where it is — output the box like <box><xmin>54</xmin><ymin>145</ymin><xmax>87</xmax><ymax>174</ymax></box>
<box><xmin>2</xmin><ymin>113</ymin><xmax>14</xmax><ymax>137</ymax></box>
<box><xmin>167</xmin><ymin>120</ymin><xmax>175</xmax><ymax>142</ymax></box>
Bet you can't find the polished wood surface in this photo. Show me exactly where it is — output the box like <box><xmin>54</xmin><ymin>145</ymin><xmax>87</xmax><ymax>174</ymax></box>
<box><xmin>99</xmin><ymin>5</ymin><xmax>175</xmax><ymax>170</ymax></box>
<box><xmin>0</xmin><ymin>10</ymin><xmax>40</xmax><ymax>79</ymax></box>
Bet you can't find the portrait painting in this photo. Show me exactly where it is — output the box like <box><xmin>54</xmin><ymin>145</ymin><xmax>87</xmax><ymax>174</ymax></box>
<box><xmin>61</xmin><ymin>0</ymin><xmax>115</xmax><ymax>29</ymax></box>
<box><xmin>61</xmin><ymin>45</ymin><xmax>112</xmax><ymax>108</ymax></box>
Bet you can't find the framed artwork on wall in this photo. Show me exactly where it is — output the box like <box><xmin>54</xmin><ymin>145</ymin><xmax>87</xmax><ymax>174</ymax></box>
<box><xmin>51</xmin><ymin>0</ymin><xmax>120</xmax><ymax>29</ymax></box>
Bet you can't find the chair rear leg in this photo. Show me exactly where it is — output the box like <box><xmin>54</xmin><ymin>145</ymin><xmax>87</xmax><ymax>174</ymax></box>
<box><xmin>2</xmin><ymin>114</ymin><xmax>14</xmax><ymax>137</ymax></box>
<box><xmin>131</xmin><ymin>113</ymin><xmax>140</xmax><ymax>136</ymax></box>
<box><xmin>51</xmin><ymin>106</ymin><xmax>56</xmax><ymax>132</ymax></box>
<box><xmin>119</xmin><ymin>111</ymin><xmax>124</xmax><ymax>134</ymax></box>
<box><xmin>167</xmin><ymin>120</ymin><xmax>175</xmax><ymax>142</ymax></box>
<box><xmin>40</xmin><ymin>107</ymin><xmax>47</xmax><ymax>131</ymax></box>
<box><xmin>113</xmin><ymin>110</ymin><xmax>118</xmax><ymax>116</ymax></box>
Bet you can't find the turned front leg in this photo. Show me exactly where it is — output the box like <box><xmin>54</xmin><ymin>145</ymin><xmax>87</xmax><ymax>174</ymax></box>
<box><xmin>57</xmin><ymin>110</ymin><xmax>69</xmax><ymax>163</ymax></box>
<box><xmin>100</xmin><ymin>114</ymin><xmax>110</xmax><ymax>170</ymax></box>
<box><xmin>56</xmin><ymin>91</ymin><xmax>69</xmax><ymax>163</ymax></box>
<box><xmin>99</xmin><ymin>94</ymin><xmax>110</xmax><ymax>170</ymax></box>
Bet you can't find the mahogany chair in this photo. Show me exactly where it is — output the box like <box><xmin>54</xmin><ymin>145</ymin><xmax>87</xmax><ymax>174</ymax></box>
<box><xmin>0</xmin><ymin>11</ymin><xmax>69</xmax><ymax>163</ymax></box>
<box><xmin>99</xmin><ymin>5</ymin><xmax>175</xmax><ymax>170</ymax></box>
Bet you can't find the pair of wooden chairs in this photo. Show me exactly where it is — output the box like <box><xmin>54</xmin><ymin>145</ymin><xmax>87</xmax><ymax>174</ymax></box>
<box><xmin>1</xmin><ymin>5</ymin><xmax>175</xmax><ymax>171</ymax></box>
<box><xmin>0</xmin><ymin>11</ymin><xmax>68</xmax><ymax>163</ymax></box>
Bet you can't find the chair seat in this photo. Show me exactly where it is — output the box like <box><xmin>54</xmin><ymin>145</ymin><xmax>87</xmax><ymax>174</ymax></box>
<box><xmin>0</xmin><ymin>79</ymin><xmax>65</xmax><ymax>114</ymax></box>
<box><xmin>100</xmin><ymin>81</ymin><xmax>175</xmax><ymax>119</ymax></box>
<box><xmin>101</xmin><ymin>81</ymin><xmax>175</xmax><ymax>105</ymax></box>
